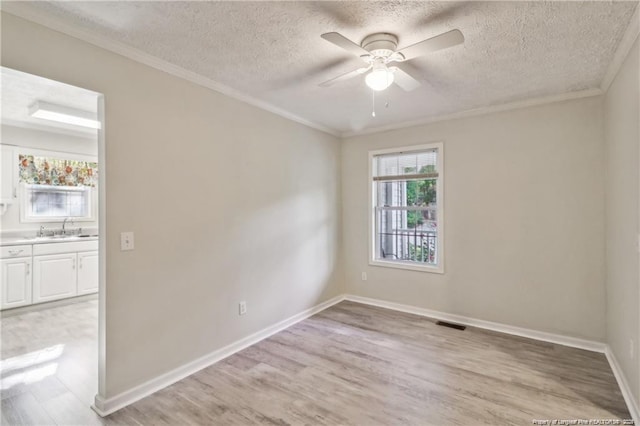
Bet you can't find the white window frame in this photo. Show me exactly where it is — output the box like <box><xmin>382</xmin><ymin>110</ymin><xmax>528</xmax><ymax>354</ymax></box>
<box><xmin>20</xmin><ymin>183</ymin><xmax>95</xmax><ymax>223</ymax></box>
<box><xmin>16</xmin><ymin>147</ymin><xmax>98</xmax><ymax>224</ymax></box>
<box><xmin>368</xmin><ymin>142</ymin><xmax>444</xmax><ymax>274</ymax></box>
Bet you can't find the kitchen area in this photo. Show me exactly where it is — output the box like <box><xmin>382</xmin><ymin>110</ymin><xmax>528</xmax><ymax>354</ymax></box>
<box><xmin>1</xmin><ymin>67</ymin><xmax>104</xmax><ymax>424</ymax></box>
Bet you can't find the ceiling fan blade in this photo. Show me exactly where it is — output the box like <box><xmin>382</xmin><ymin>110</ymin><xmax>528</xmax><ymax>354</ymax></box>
<box><xmin>396</xmin><ymin>29</ymin><xmax>464</xmax><ymax>61</ymax></box>
<box><xmin>319</xmin><ymin>66</ymin><xmax>370</xmax><ymax>87</ymax></box>
<box><xmin>390</xmin><ymin>66</ymin><xmax>422</xmax><ymax>92</ymax></box>
<box><xmin>321</xmin><ymin>32</ymin><xmax>370</xmax><ymax>57</ymax></box>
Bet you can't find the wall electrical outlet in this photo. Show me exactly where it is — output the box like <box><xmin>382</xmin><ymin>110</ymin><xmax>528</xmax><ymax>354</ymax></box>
<box><xmin>120</xmin><ymin>232</ymin><xmax>134</xmax><ymax>251</ymax></box>
<box><xmin>239</xmin><ymin>301</ymin><xmax>247</xmax><ymax>316</ymax></box>
<box><xmin>361</xmin><ymin>272</ymin><xmax>367</xmax><ymax>281</ymax></box>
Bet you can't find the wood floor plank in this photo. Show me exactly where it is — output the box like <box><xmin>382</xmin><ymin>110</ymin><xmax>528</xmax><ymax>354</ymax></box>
<box><xmin>1</xmin><ymin>299</ymin><xmax>631</xmax><ymax>425</ymax></box>
<box><xmin>1</xmin><ymin>391</ymin><xmax>56</xmax><ymax>425</ymax></box>
<box><xmin>40</xmin><ymin>391</ymin><xmax>104</xmax><ymax>426</ymax></box>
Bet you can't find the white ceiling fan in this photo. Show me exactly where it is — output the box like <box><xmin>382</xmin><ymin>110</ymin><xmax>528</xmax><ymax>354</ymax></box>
<box><xmin>319</xmin><ymin>29</ymin><xmax>464</xmax><ymax>91</ymax></box>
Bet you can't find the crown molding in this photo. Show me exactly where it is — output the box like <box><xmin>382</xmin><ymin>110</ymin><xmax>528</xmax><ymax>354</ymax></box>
<box><xmin>0</xmin><ymin>5</ymin><xmax>340</xmax><ymax>138</ymax></box>
<box><xmin>601</xmin><ymin>3</ymin><xmax>640</xmax><ymax>92</ymax></box>
<box><xmin>340</xmin><ymin>88</ymin><xmax>603</xmax><ymax>138</ymax></box>
<box><xmin>1</xmin><ymin>3</ymin><xmax>625</xmax><ymax>141</ymax></box>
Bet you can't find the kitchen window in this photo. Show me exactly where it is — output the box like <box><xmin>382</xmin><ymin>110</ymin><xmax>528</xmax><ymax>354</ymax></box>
<box><xmin>370</xmin><ymin>143</ymin><xmax>444</xmax><ymax>273</ymax></box>
<box><xmin>18</xmin><ymin>152</ymin><xmax>98</xmax><ymax>223</ymax></box>
<box><xmin>22</xmin><ymin>184</ymin><xmax>92</xmax><ymax>222</ymax></box>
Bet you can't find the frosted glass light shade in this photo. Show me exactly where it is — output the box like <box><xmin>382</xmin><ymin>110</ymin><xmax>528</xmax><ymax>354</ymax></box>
<box><xmin>365</xmin><ymin>67</ymin><xmax>394</xmax><ymax>91</ymax></box>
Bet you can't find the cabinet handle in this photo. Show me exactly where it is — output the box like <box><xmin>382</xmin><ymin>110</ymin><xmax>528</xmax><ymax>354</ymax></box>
<box><xmin>8</xmin><ymin>249</ymin><xmax>23</xmax><ymax>256</ymax></box>
<box><xmin>79</xmin><ymin>258</ymin><xmax>83</xmax><ymax>269</ymax></box>
<box><xmin>72</xmin><ymin>259</ymin><xmax>76</xmax><ymax>269</ymax></box>
<box><xmin>26</xmin><ymin>263</ymin><xmax>30</xmax><ymax>275</ymax></box>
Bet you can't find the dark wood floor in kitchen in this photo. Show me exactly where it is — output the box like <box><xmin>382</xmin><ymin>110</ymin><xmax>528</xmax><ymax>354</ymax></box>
<box><xmin>2</xmin><ymin>300</ymin><xmax>630</xmax><ymax>425</ymax></box>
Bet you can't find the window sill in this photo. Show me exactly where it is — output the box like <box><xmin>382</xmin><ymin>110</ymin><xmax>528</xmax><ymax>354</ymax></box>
<box><xmin>20</xmin><ymin>217</ymin><xmax>95</xmax><ymax>224</ymax></box>
<box><xmin>369</xmin><ymin>259</ymin><xmax>444</xmax><ymax>274</ymax></box>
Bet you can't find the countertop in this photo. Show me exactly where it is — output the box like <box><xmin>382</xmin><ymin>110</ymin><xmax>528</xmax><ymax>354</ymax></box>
<box><xmin>0</xmin><ymin>235</ymin><xmax>99</xmax><ymax>247</ymax></box>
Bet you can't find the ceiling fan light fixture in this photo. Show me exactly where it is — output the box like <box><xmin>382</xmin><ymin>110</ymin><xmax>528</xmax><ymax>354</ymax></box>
<box><xmin>365</xmin><ymin>64</ymin><xmax>394</xmax><ymax>91</ymax></box>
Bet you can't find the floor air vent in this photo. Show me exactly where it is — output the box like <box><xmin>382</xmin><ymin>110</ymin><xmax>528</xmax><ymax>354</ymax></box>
<box><xmin>436</xmin><ymin>321</ymin><xmax>466</xmax><ymax>331</ymax></box>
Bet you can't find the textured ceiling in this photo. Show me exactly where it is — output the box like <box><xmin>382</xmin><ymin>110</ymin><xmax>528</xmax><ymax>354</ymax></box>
<box><xmin>4</xmin><ymin>1</ymin><xmax>637</xmax><ymax>135</ymax></box>
<box><xmin>1</xmin><ymin>67</ymin><xmax>99</xmax><ymax>137</ymax></box>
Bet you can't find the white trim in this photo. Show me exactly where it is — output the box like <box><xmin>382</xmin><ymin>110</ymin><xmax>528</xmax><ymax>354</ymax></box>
<box><xmin>90</xmin><ymin>293</ymin><xmax>638</xmax><ymax>419</ymax></box>
<box><xmin>19</xmin><ymin>184</ymin><xmax>95</xmax><ymax>224</ymax></box>
<box><xmin>1</xmin><ymin>5</ymin><xmax>611</xmax><ymax>141</ymax></box>
<box><xmin>347</xmin><ymin>294</ymin><xmax>639</xmax><ymax>418</ymax></box>
<box><xmin>343</xmin><ymin>89</ymin><xmax>603</xmax><ymax>138</ymax></box>
<box><xmin>96</xmin><ymin>94</ymin><xmax>106</xmax><ymax>403</ymax></box>
<box><xmin>368</xmin><ymin>142</ymin><xmax>444</xmax><ymax>274</ymax></box>
<box><xmin>370</xmin><ymin>259</ymin><xmax>443</xmax><ymax>274</ymax></box>
<box><xmin>605</xmin><ymin>345</ymin><xmax>640</xmax><ymax>424</ymax></box>
<box><xmin>0</xmin><ymin>6</ymin><xmax>339</xmax><ymax>138</ymax></box>
<box><xmin>343</xmin><ymin>295</ymin><xmax>607</xmax><ymax>353</ymax></box>
<box><xmin>601</xmin><ymin>6</ymin><xmax>640</xmax><ymax>93</ymax></box>
<box><xmin>91</xmin><ymin>294</ymin><xmax>346</xmax><ymax>417</ymax></box>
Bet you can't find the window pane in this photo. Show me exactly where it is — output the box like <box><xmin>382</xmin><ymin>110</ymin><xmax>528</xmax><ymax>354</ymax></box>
<box><xmin>372</xmin><ymin>147</ymin><xmax>441</xmax><ymax>269</ymax></box>
<box><xmin>25</xmin><ymin>185</ymin><xmax>90</xmax><ymax>219</ymax></box>
<box><xmin>376</xmin><ymin>179</ymin><xmax>437</xmax><ymax>208</ymax></box>
<box><xmin>374</xmin><ymin>149</ymin><xmax>437</xmax><ymax>178</ymax></box>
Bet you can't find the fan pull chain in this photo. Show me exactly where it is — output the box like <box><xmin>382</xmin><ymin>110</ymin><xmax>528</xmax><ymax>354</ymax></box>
<box><xmin>372</xmin><ymin>90</ymin><xmax>376</xmax><ymax>117</ymax></box>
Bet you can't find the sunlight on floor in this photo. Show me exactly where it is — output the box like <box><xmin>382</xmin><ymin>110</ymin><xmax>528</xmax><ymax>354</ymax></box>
<box><xmin>1</xmin><ymin>344</ymin><xmax>64</xmax><ymax>389</ymax></box>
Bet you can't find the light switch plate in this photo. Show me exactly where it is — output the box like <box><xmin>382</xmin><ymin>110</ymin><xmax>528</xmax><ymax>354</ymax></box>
<box><xmin>121</xmin><ymin>232</ymin><xmax>134</xmax><ymax>251</ymax></box>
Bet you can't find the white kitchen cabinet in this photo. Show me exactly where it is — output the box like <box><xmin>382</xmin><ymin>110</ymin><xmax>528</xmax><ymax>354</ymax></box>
<box><xmin>0</xmin><ymin>257</ymin><xmax>32</xmax><ymax>309</ymax></box>
<box><xmin>1</xmin><ymin>240</ymin><xmax>98</xmax><ymax>310</ymax></box>
<box><xmin>77</xmin><ymin>251</ymin><xmax>98</xmax><ymax>295</ymax></box>
<box><xmin>0</xmin><ymin>145</ymin><xmax>17</xmax><ymax>213</ymax></box>
<box><xmin>33</xmin><ymin>253</ymin><xmax>77</xmax><ymax>303</ymax></box>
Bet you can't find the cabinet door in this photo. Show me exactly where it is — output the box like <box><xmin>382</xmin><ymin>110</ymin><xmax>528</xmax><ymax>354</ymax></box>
<box><xmin>0</xmin><ymin>258</ymin><xmax>32</xmax><ymax>310</ymax></box>
<box><xmin>77</xmin><ymin>251</ymin><xmax>98</xmax><ymax>295</ymax></box>
<box><xmin>0</xmin><ymin>145</ymin><xmax>16</xmax><ymax>203</ymax></box>
<box><xmin>33</xmin><ymin>254</ymin><xmax>77</xmax><ymax>304</ymax></box>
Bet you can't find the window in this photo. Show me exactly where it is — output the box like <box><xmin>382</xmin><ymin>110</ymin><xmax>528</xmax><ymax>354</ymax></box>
<box><xmin>23</xmin><ymin>184</ymin><xmax>91</xmax><ymax>221</ymax></box>
<box><xmin>370</xmin><ymin>143</ymin><xmax>444</xmax><ymax>273</ymax></box>
<box><xmin>18</xmin><ymin>153</ymin><xmax>98</xmax><ymax>223</ymax></box>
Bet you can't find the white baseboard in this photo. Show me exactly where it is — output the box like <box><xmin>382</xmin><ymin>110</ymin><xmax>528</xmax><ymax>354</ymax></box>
<box><xmin>91</xmin><ymin>294</ymin><xmax>345</xmax><ymax>416</ymax></box>
<box><xmin>92</xmin><ymin>293</ymin><xmax>637</xmax><ymax>421</ymax></box>
<box><xmin>343</xmin><ymin>294</ymin><xmax>607</xmax><ymax>353</ymax></box>
<box><xmin>344</xmin><ymin>295</ymin><xmax>640</xmax><ymax>421</ymax></box>
<box><xmin>605</xmin><ymin>346</ymin><xmax>640</xmax><ymax>424</ymax></box>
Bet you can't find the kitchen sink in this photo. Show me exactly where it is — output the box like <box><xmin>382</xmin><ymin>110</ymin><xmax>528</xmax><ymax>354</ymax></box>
<box><xmin>25</xmin><ymin>234</ymin><xmax>99</xmax><ymax>241</ymax></box>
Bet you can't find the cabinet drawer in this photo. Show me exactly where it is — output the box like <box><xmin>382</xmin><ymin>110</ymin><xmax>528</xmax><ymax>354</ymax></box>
<box><xmin>33</xmin><ymin>240</ymin><xmax>98</xmax><ymax>256</ymax></box>
<box><xmin>1</xmin><ymin>245</ymin><xmax>32</xmax><ymax>259</ymax></box>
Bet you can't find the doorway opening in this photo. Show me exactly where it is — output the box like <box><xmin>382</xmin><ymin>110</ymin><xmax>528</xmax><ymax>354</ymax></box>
<box><xmin>0</xmin><ymin>67</ymin><xmax>106</xmax><ymax>423</ymax></box>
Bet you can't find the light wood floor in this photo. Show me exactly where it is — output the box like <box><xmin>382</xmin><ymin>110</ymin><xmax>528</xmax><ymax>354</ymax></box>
<box><xmin>1</xmin><ymin>299</ymin><xmax>102</xmax><ymax>425</ymax></box>
<box><xmin>2</xmin><ymin>300</ymin><xmax>631</xmax><ymax>425</ymax></box>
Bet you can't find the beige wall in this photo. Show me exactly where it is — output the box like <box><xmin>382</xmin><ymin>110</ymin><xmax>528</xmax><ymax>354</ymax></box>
<box><xmin>604</xmin><ymin>37</ymin><xmax>640</xmax><ymax>403</ymax></box>
<box><xmin>1</xmin><ymin>13</ymin><xmax>343</xmax><ymax>397</ymax></box>
<box><xmin>342</xmin><ymin>96</ymin><xmax>606</xmax><ymax>340</ymax></box>
<box><xmin>3</xmin><ymin>7</ymin><xmax>636</xmax><ymax>411</ymax></box>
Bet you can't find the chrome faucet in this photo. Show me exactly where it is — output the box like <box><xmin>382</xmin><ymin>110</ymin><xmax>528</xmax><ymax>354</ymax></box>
<box><xmin>38</xmin><ymin>226</ymin><xmax>46</xmax><ymax>237</ymax></box>
<box><xmin>62</xmin><ymin>217</ymin><xmax>74</xmax><ymax>235</ymax></box>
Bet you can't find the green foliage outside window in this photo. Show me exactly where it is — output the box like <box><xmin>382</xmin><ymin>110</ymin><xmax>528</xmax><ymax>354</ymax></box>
<box><xmin>405</xmin><ymin>165</ymin><xmax>436</xmax><ymax>228</ymax></box>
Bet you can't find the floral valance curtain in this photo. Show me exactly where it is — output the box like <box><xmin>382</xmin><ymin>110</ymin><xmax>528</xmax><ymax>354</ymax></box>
<box><xmin>19</xmin><ymin>154</ymin><xmax>98</xmax><ymax>188</ymax></box>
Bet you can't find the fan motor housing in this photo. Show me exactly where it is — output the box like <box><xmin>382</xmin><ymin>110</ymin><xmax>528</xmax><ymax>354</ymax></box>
<box><xmin>361</xmin><ymin>33</ymin><xmax>398</xmax><ymax>58</ymax></box>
